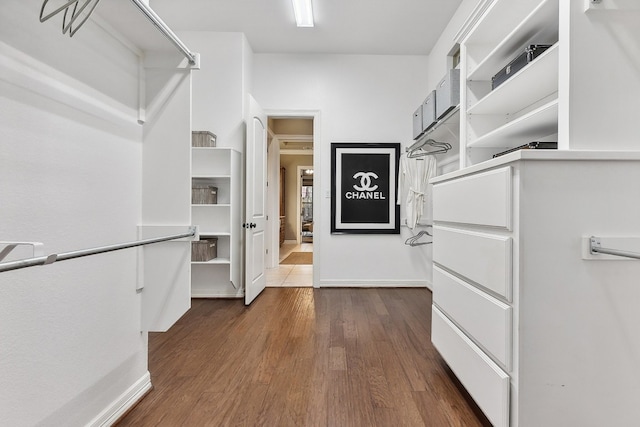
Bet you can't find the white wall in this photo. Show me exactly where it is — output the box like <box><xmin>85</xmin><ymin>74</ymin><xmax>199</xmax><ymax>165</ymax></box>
<box><xmin>560</xmin><ymin>1</ymin><xmax>640</xmax><ymax>149</ymax></box>
<box><xmin>425</xmin><ymin>0</ymin><xmax>482</xmax><ymax>89</ymax></box>
<box><xmin>179</xmin><ymin>32</ymin><xmax>253</xmax><ymax>154</ymax></box>
<box><xmin>0</xmin><ymin>1</ymin><xmax>149</xmax><ymax>425</ymax></box>
<box><xmin>254</xmin><ymin>54</ymin><xmax>433</xmax><ymax>287</ymax></box>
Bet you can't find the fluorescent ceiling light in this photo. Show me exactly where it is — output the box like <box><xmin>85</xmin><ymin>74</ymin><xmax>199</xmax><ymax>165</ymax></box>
<box><xmin>291</xmin><ymin>0</ymin><xmax>314</xmax><ymax>27</ymax></box>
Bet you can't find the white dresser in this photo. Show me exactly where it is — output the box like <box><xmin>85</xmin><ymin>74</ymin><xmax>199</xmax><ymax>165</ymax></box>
<box><xmin>430</xmin><ymin>151</ymin><xmax>640</xmax><ymax>427</ymax></box>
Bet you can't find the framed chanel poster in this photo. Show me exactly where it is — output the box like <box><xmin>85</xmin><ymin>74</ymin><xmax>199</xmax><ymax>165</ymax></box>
<box><xmin>331</xmin><ymin>142</ymin><xmax>400</xmax><ymax>234</ymax></box>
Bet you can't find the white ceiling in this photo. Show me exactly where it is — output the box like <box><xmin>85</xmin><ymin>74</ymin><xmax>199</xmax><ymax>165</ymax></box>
<box><xmin>147</xmin><ymin>0</ymin><xmax>464</xmax><ymax>55</ymax></box>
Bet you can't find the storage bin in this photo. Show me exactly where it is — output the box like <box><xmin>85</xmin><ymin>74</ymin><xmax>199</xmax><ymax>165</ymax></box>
<box><xmin>191</xmin><ymin>238</ymin><xmax>218</xmax><ymax>261</ymax></box>
<box><xmin>192</xmin><ymin>185</ymin><xmax>218</xmax><ymax>204</ymax></box>
<box><xmin>435</xmin><ymin>69</ymin><xmax>460</xmax><ymax>119</ymax></box>
<box><xmin>192</xmin><ymin>131</ymin><xmax>217</xmax><ymax>147</ymax></box>
<box><xmin>422</xmin><ymin>90</ymin><xmax>437</xmax><ymax>132</ymax></box>
<box><xmin>412</xmin><ymin>105</ymin><xmax>423</xmax><ymax>139</ymax></box>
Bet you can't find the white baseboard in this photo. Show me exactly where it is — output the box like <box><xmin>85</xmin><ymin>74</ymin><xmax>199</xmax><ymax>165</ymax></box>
<box><xmin>88</xmin><ymin>371</ymin><xmax>152</xmax><ymax>427</ymax></box>
<box><xmin>191</xmin><ymin>290</ymin><xmax>244</xmax><ymax>298</ymax></box>
<box><xmin>319</xmin><ymin>279</ymin><xmax>431</xmax><ymax>289</ymax></box>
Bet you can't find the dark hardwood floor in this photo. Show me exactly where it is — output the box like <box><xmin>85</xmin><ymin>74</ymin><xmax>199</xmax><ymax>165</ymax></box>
<box><xmin>116</xmin><ymin>288</ymin><xmax>490</xmax><ymax>426</ymax></box>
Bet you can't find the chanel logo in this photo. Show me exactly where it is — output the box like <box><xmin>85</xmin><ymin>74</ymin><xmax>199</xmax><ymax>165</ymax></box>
<box><xmin>353</xmin><ymin>171</ymin><xmax>379</xmax><ymax>192</ymax></box>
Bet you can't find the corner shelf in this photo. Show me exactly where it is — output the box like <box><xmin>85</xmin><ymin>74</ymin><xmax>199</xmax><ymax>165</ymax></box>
<box><xmin>190</xmin><ymin>145</ymin><xmax>242</xmax><ymax>295</ymax></box>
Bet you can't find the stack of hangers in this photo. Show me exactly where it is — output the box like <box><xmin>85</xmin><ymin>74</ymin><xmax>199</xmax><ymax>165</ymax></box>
<box><xmin>405</xmin><ymin>230</ymin><xmax>432</xmax><ymax>247</ymax></box>
<box><xmin>406</xmin><ymin>138</ymin><xmax>452</xmax><ymax>158</ymax></box>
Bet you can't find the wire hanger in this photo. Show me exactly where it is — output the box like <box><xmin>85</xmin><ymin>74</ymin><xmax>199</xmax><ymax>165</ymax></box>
<box><xmin>40</xmin><ymin>0</ymin><xmax>78</xmax><ymax>22</ymax></box>
<box><xmin>40</xmin><ymin>0</ymin><xmax>102</xmax><ymax>37</ymax></box>
<box><xmin>406</xmin><ymin>138</ymin><xmax>451</xmax><ymax>158</ymax></box>
<box><xmin>405</xmin><ymin>230</ymin><xmax>432</xmax><ymax>247</ymax></box>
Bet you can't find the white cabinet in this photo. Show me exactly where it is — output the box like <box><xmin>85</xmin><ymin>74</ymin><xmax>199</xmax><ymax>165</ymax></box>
<box><xmin>431</xmin><ymin>152</ymin><xmax>640</xmax><ymax>426</ymax></box>
<box><xmin>190</xmin><ymin>147</ymin><xmax>243</xmax><ymax>297</ymax></box>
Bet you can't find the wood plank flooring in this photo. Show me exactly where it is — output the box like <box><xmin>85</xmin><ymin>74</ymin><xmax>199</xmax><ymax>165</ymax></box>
<box><xmin>116</xmin><ymin>288</ymin><xmax>491</xmax><ymax>426</ymax></box>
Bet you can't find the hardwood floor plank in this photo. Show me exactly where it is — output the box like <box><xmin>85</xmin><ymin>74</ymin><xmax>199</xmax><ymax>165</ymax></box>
<box><xmin>116</xmin><ymin>288</ymin><xmax>490</xmax><ymax>427</ymax></box>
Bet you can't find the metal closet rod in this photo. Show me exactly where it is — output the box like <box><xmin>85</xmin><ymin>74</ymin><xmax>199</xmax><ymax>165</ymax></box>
<box><xmin>129</xmin><ymin>0</ymin><xmax>197</xmax><ymax>65</ymax></box>
<box><xmin>0</xmin><ymin>227</ymin><xmax>196</xmax><ymax>273</ymax></box>
<box><xmin>590</xmin><ymin>236</ymin><xmax>640</xmax><ymax>260</ymax></box>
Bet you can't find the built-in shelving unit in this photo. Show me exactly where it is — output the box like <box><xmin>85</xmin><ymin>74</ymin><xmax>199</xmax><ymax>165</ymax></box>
<box><xmin>461</xmin><ymin>0</ymin><xmax>559</xmax><ymax>167</ymax></box>
<box><xmin>190</xmin><ymin>146</ymin><xmax>242</xmax><ymax>298</ymax></box>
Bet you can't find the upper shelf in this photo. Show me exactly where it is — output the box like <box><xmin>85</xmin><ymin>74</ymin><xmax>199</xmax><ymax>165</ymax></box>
<box><xmin>467</xmin><ymin>0</ymin><xmax>559</xmax><ymax>81</ymax></box>
<box><xmin>468</xmin><ymin>43</ymin><xmax>559</xmax><ymax>115</ymax></box>
<box><xmin>93</xmin><ymin>0</ymin><xmax>196</xmax><ymax>62</ymax></box>
<box><xmin>418</xmin><ymin>106</ymin><xmax>460</xmax><ymax>143</ymax></box>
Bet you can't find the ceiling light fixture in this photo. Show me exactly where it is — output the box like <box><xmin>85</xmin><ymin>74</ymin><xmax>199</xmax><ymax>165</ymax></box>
<box><xmin>291</xmin><ymin>0</ymin><xmax>314</xmax><ymax>27</ymax></box>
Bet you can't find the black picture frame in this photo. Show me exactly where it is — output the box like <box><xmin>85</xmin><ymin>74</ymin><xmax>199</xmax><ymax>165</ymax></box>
<box><xmin>331</xmin><ymin>142</ymin><xmax>400</xmax><ymax>234</ymax></box>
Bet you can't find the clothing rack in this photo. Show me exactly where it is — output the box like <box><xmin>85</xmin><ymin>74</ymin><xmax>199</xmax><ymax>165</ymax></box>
<box><xmin>406</xmin><ymin>138</ymin><xmax>452</xmax><ymax>158</ymax></box>
<box><xmin>589</xmin><ymin>236</ymin><xmax>640</xmax><ymax>260</ymax></box>
<box><xmin>0</xmin><ymin>226</ymin><xmax>197</xmax><ymax>273</ymax></box>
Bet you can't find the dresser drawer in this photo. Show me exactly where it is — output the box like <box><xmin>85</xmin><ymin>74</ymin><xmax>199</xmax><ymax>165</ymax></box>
<box><xmin>433</xmin><ymin>266</ymin><xmax>512</xmax><ymax>369</ymax></box>
<box><xmin>433</xmin><ymin>226</ymin><xmax>512</xmax><ymax>301</ymax></box>
<box><xmin>432</xmin><ymin>306</ymin><xmax>510</xmax><ymax>427</ymax></box>
<box><xmin>433</xmin><ymin>166</ymin><xmax>512</xmax><ymax>229</ymax></box>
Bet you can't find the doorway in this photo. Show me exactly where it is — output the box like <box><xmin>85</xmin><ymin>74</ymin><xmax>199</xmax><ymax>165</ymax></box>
<box><xmin>265</xmin><ymin>116</ymin><xmax>314</xmax><ymax>287</ymax></box>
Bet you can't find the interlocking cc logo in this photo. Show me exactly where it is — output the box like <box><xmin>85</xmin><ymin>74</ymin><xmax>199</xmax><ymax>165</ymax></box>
<box><xmin>353</xmin><ymin>172</ymin><xmax>379</xmax><ymax>192</ymax></box>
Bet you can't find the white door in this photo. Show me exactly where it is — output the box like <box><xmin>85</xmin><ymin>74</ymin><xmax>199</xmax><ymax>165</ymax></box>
<box><xmin>244</xmin><ymin>96</ymin><xmax>267</xmax><ymax>305</ymax></box>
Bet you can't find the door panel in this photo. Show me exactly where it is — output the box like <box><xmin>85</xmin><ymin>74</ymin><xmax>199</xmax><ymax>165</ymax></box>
<box><xmin>245</xmin><ymin>96</ymin><xmax>267</xmax><ymax>305</ymax></box>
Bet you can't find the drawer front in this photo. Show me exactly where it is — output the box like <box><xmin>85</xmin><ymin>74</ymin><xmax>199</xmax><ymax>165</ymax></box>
<box><xmin>433</xmin><ymin>266</ymin><xmax>512</xmax><ymax>369</ymax></box>
<box><xmin>433</xmin><ymin>226</ymin><xmax>512</xmax><ymax>301</ymax></box>
<box><xmin>432</xmin><ymin>306</ymin><xmax>510</xmax><ymax>427</ymax></box>
<box><xmin>433</xmin><ymin>166</ymin><xmax>512</xmax><ymax>229</ymax></box>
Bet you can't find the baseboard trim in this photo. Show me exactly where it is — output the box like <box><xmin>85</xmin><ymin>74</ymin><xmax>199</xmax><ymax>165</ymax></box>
<box><xmin>88</xmin><ymin>371</ymin><xmax>152</xmax><ymax>427</ymax></box>
<box><xmin>191</xmin><ymin>291</ymin><xmax>244</xmax><ymax>298</ymax></box>
<box><xmin>319</xmin><ymin>280</ymin><xmax>431</xmax><ymax>289</ymax></box>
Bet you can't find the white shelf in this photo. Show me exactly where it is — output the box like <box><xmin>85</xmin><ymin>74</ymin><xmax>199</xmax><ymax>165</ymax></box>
<box><xmin>421</xmin><ymin>106</ymin><xmax>461</xmax><ymax>142</ymax></box>
<box><xmin>467</xmin><ymin>0</ymin><xmax>559</xmax><ymax>81</ymax></box>
<box><xmin>469</xmin><ymin>99</ymin><xmax>558</xmax><ymax>149</ymax></box>
<box><xmin>197</xmin><ymin>232</ymin><xmax>231</xmax><ymax>237</ymax></box>
<box><xmin>468</xmin><ymin>44</ymin><xmax>559</xmax><ymax>115</ymax></box>
<box><xmin>191</xmin><ymin>204</ymin><xmax>231</xmax><ymax>208</ymax></box>
<box><xmin>192</xmin><ymin>258</ymin><xmax>231</xmax><ymax>265</ymax></box>
<box><xmin>192</xmin><ymin>175</ymin><xmax>231</xmax><ymax>179</ymax></box>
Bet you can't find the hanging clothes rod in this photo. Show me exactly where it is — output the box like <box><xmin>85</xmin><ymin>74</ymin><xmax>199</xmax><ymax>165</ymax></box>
<box><xmin>129</xmin><ymin>0</ymin><xmax>198</xmax><ymax>65</ymax></box>
<box><xmin>0</xmin><ymin>226</ymin><xmax>196</xmax><ymax>273</ymax></box>
<box><xmin>589</xmin><ymin>236</ymin><xmax>640</xmax><ymax>260</ymax></box>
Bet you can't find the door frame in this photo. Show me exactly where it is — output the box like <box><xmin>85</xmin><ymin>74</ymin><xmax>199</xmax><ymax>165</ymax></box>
<box><xmin>265</xmin><ymin>109</ymin><xmax>321</xmax><ymax>288</ymax></box>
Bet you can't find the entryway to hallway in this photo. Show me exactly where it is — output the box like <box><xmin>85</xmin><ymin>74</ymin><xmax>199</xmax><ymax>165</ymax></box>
<box><xmin>266</xmin><ymin>115</ymin><xmax>315</xmax><ymax>288</ymax></box>
<box><xmin>266</xmin><ymin>242</ymin><xmax>313</xmax><ymax>287</ymax></box>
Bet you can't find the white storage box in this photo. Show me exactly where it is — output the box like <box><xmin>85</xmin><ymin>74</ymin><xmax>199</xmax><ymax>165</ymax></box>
<box><xmin>192</xmin><ymin>131</ymin><xmax>217</xmax><ymax>147</ymax></box>
<box><xmin>435</xmin><ymin>69</ymin><xmax>460</xmax><ymax>119</ymax></box>
<box><xmin>422</xmin><ymin>90</ymin><xmax>437</xmax><ymax>131</ymax></box>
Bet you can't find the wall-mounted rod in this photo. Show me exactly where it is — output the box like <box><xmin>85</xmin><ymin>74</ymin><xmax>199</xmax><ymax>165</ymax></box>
<box><xmin>129</xmin><ymin>0</ymin><xmax>197</xmax><ymax>65</ymax></box>
<box><xmin>0</xmin><ymin>227</ymin><xmax>196</xmax><ymax>273</ymax></box>
<box><xmin>589</xmin><ymin>236</ymin><xmax>640</xmax><ymax>260</ymax></box>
